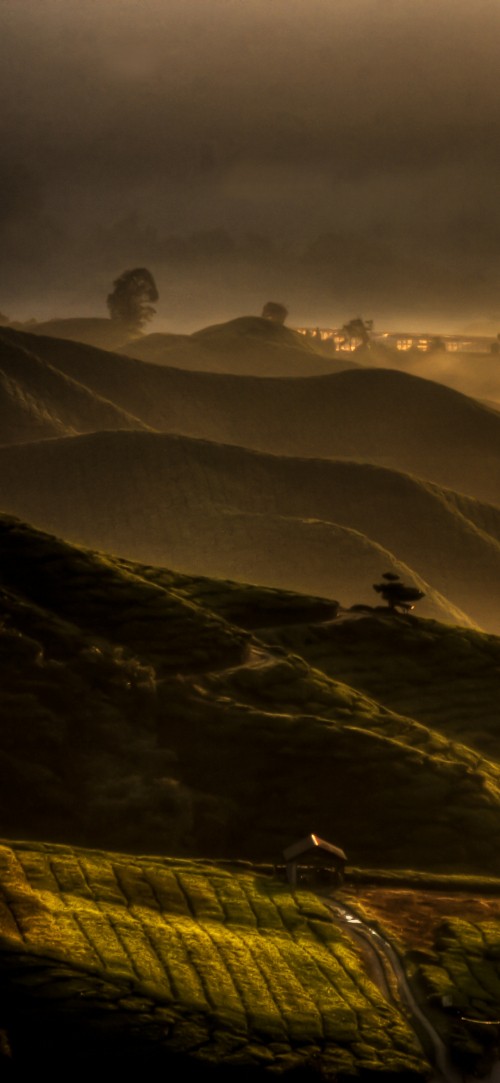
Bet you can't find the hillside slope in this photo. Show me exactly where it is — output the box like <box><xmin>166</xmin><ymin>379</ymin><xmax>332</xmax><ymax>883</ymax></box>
<box><xmin>0</xmin><ymin>334</ymin><xmax>150</xmax><ymax>443</ymax></box>
<box><xmin>262</xmin><ymin>614</ymin><xmax>500</xmax><ymax>759</ymax></box>
<box><xmin>1</xmin><ymin>431</ymin><xmax>499</xmax><ymax>630</ymax></box>
<box><xmin>2</xmin><ymin>516</ymin><xmax>500</xmax><ymax>872</ymax></box>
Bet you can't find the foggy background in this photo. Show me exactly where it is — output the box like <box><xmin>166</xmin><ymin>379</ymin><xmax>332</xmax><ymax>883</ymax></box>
<box><xmin>2</xmin><ymin>0</ymin><xmax>500</xmax><ymax>332</ymax></box>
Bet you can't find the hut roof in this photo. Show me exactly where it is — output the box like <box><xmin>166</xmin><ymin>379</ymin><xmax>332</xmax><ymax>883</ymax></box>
<box><xmin>283</xmin><ymin>834</ymin><xmax>346</xmax><ymax>864</ymax></box>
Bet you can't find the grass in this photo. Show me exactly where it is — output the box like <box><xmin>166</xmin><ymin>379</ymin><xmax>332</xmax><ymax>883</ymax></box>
<box><xmin>262</xmin><ymin>614</ymin><xmax>500</xmax><ymax>757</ymax></box>
<box><xmin>413</xmin><ymin>917</ymin><xmax>500</xmax><ymax>1073</ymax></box>
<box><xmin>112</xmin><ymin>557</ymin><xmax>339</xmax><ymax>628</ymax></box>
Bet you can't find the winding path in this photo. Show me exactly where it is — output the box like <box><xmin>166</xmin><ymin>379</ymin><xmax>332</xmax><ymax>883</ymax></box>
<box><xmin>322</xmin><ymin>896</ymin><xmax>464</xmax><ymax>1083</ymax></box>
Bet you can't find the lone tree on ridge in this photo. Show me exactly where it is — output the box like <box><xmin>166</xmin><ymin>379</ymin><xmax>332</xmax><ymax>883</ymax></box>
<box><xmin>373</xmin><ymin>572</ymin><xmax>424</xmax><ymax>613</ymax></box>
<box><xmin>261</xmin><ymin>301</ymin><xmax>288</xmax><ymax>324</ymax></box>
<box><xmin>107</xmin><ymin>267</ymin><xmax>159</xmax><ymax>335</ymax></box>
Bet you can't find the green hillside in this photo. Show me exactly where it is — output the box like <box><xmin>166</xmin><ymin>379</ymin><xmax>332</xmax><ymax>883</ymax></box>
<box><xmin>0</xmin><ymin>516</ymin><xmax>245</xmax><ymax>673</ymax></box>
<box><xmin>1</xmin><ymin>516</ymin><xmax>500</xmax><ymax>873</ymax></box>
<box><xmin>262</xmin><ymin>614</ymin><xmax>500</xmax><ymax>758</ymax></box>
<box><xmin>0</xmin><ymin>840</ymin><xmax>427</xmax><ymax>1077</ymax></box>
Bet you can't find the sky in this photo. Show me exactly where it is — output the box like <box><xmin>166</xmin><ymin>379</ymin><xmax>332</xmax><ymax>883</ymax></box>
<box><xmin>2</xmin><ymin>0</ymin><xmax>500</xmax><ymax>331</ymax></box>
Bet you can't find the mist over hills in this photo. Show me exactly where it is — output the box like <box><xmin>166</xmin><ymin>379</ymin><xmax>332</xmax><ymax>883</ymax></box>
<box><xmin>16</xmin><ymin>314</ymin><xmax>500</xmax><ymax>406</ymax></box>
<box><xmin>369</xmin><ymin>345</ymin><xmax>500</xmax><ymax>410</ymax></box>
<box><xmin>1</xmin><ymin>325</ymin><xmax>499</xmax><ymax>504</ymax></box>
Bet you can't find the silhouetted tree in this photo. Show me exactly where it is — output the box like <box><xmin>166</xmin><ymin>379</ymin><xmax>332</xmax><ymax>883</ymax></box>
<box><xmin>342</xmin><ymin>317</ymin><xmax>373</xmax><ymax>350</ymax></box>
<box><xmin>107</xmin><ymin>268</ymin><xmax>159</xmax><ymax>335</ymax></box>
<box><xmin>261</xmin><ymin>302</ymin><xmax>288</xmax><ymax>324</ymax></box>
<box><xmin>373</xmin><ymin>572</ymin><xmax>424</xmax><ymax>613</ymax></box>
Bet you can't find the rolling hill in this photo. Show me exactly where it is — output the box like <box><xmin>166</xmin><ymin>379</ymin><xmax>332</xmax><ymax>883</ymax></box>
<box><xmin>123</xmin><ymin>315</ymin><xmax>358</xmax><ymax>376</ymax></box>
<box><xmin>13</xmin><ymin>316</ymin><xmax>132</xmax><ymax>350</ymax></box>
<box><xmin>1</xmin><ymin>432</ymin><xmax>499</xmax><ymax>631</ymax></box>
<box><xmin>1</xmin><ymin>325</ymin><xmax>499</xmax><ymax>503</ymax></box>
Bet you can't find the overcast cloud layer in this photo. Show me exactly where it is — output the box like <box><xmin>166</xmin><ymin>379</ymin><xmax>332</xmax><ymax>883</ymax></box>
<box><xmin>2</xmin><ymin>0</ymin><xmax>500</xmax><ymax>331</ymax></box>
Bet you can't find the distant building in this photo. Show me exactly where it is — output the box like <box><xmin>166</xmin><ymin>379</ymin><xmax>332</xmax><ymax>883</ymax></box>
<box><xmin>295</xmin><ymin>327</ymin><xmax>495</xmax><ymax>354</ymax></box>
<box><xmin>371</xmin><ymin>331</ymin><xmax>494</xmax><ymax>353</ymax></box>
<box><xmin>283</xmin><ymin>834</ymin><xmax>347</xmax><ymax>887</ymax></box>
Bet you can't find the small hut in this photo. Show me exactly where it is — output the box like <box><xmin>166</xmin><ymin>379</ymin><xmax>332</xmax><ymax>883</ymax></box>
<box><xmin>283</xmin><ymin>834</ymin><xmax>346</xmax><ymax>887</ymax></box>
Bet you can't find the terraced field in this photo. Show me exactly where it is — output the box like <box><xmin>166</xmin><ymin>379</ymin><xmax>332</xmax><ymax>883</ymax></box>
<box><xmin>0</xmin><ymin>841</ymin><xmax>427</xmax><ymax>1077</ymax></box>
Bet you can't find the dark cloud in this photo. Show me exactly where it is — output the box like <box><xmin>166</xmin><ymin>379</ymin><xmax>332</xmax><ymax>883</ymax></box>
<box><xmin>2</xmin><ymin>0</ymin><xmax>500</xmax><ymax>328</ymax></box>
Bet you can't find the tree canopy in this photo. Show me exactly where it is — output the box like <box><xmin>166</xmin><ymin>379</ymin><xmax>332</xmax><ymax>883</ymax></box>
<box><xmin>373</xmin><ymin>572</ymin><xmax>425</xmax><ymax>613</ymax></box>
<box><xmin>107</xmin><ymin>268</ymin><xmax>159</xmax><ymax>335</ymax></box>
<box><xmin>261</xmin><ymin>301</ymin><xmax>288</xmax><ymax>324</ymax></box>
